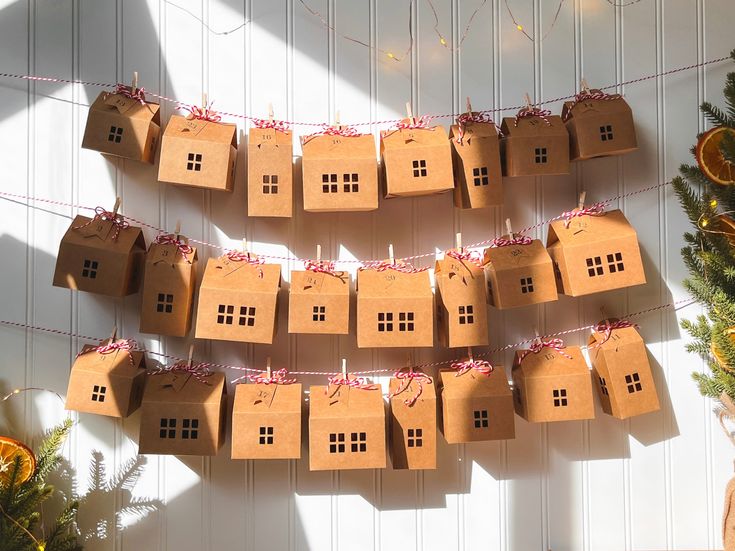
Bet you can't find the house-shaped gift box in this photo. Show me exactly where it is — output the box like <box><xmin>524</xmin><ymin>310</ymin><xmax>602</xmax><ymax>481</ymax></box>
<box><xmin>195</xmin><ymin>255</ymin><xmax>281</xmax><ymax>344</ymax></box>
<box><xmin>449</xmin><ymin>119</ymin><xmax>503</xmax><ymax>209</ymax></box>
<box><xmin>247</xmin><ymin>127</ymin><xmax>293</xmax><ymax>217</ymax></box>
<box><xmin>438</xmin><ymin>366</ymin><xmax>515</xmax><ymax>443</ymax></box>
<box><xmin>138</xmin><ymin>370</ymin><xmax>227</xmax><ymax>456</ymax></box>
<box><xmin>309</xmin><ymin>382</ymin><xmax>386</xmax><ymax>471</ymax></box>
<box><xmin>380</xmin><ymin>120</ymin><xmax>454</xmax><ymax>197</ymax></box>
<box><xmin>435</xmin><ymin>251</ymin><xmax>489</xmax><ymax>348</ymax></box>
<box><xmin>65</xmin><ymin>340</ymin><xmax>147</xmax><ymax>418</ymax></box>
<box><xmin>512</xmin><ymin>344</ymin><xmax>595</xmax><ymax>422</ymax></box>
<box><xmin>82</xmin><ymin>89</ymin><xmax>161</xmax><ymax>164</ymax></box>
<box><xmin>158</xmin><ymin>114</ymin><xmax>238</xmax><ymax>192</ymax></box>
<box><xmin>139</xmin><ymin>237</ymin><xmax>198</xmax><ymax>337</ymax></box>
<box><xmin>231</xmin><ymin>381</ymin><xmax>303</xmax><ymax>459</ymax></box>
<box><xmin>53</xmin><ymin>214</ymin><xmax>146</xmax><ymax>297</ymax></box>
<box><xmin>500</xmin><ymin>114</ymin><xmax>570</xmax><ymax>177</ymax></box>
<box><xmin>546</xmin><ymin>209</ymin><xmax>646</xmax><ymax>297</ymax></box>
<box><xmin>356</xmin><ymin>265</ymin><xmax>434</xmax><ymax>348</ymax></box>
<box><xmin>389</xmin><ymin>370</ymin><xmax>437</xmax><ymax>470</ymax></box>
<box><xmin>588</xmin><ymin>321</ymin><xmax>660</xmax><ymax>419</ymax></box>
<box><xmin>288</xmin><ymin>268</ymin><xmax>350</xmax><ymax>334</ymax></box>
<box><xmin>562</xmin><ymin>92</ymin><xmax>637</xmax><ymax>161</ymax></box>
<box><xmin>483</xmin><ymin>238</ymin><xmax>558</xmax><ymax>309</ymax></box>
<box><xmin>301</xmin><ymin>133</ymin><xmax>378</xmax><ymax>212</ymax></box>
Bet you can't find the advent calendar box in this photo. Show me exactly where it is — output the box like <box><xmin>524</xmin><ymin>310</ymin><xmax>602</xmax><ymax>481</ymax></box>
<box><xmin>500</xmin><ymin>114</ymin><xmax>570</xmax><ymax>177</ymax></box>
<box><xmin>389</xmin><ymin>371</ymin><xmax>437</xmax><ymax>470</ymax></box>
<box><xmin>288</xmin><ymin>269</ymin><xmax>350</xmax><ymax>334</ymax></box>
<box><xmin>247</xmin><ymin>127</ymin><xmax>293</xmax><ymax>217</ymax></box>
<box><xmin>449</xmin><ymin>119</ymin><xmax>503</xmax><ymax>209</ymax></box>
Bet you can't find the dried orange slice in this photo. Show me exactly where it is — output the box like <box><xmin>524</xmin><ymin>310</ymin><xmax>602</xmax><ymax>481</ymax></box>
<box><xmin>696</xmin><ymin>126</ymin><xmax>735</xmax><ymax>185</ymax></box>
<box><xmin>0</xmin><ymin>436</ymin><xmax>36</xmax><ymax>486</ymax></box>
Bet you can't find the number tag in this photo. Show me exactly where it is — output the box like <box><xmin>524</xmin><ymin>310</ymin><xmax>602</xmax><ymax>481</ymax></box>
<box><xmin>302</xmin><ymin>272</ymin><xmax>325</xmax><ymax>292</ymax></box>
<box><xmin>78</xmin><ymin>219</ymin><xmax>114</xmax><ymax>241</ymax></box>
<box><xmin>180</xmin><ymin>118</ymin><xmax>208</xmax><ymax>137</ymax></box>
<box><xmin>253</xmin><ymin>386</ymin><xmax>276</xmax><ymax>408</ymax></box>
<box><xmin>544</xmin><ymin>353</ymin><xmax>555</xmax><ymax>361</ymax></box>
<box><xmin>104</xmin><ymin>93</ymin><xmax>136</xmax><ymax>114</ymax></box>
<box><xmin>150</xmin><ymin>243</ymin><xmax>178</xmax><ymax>265</ymax></box>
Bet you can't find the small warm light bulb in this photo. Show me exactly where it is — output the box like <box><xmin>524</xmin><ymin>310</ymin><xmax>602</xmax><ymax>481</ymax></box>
<box><xmin>710</xmin><ymin>199</ymin><xmax>718</xmax><ymax>208</ymax></box>
<box><xmin>440</xmin><ymin>37</ymin><xmax>447</xmax><ymax>46</ymax></box>
<box><xmin>386</xmin><ymin>52</ymin><xmax>396</xmax><ymax>60</ymax></box>
<box><xmin>517</xmin><ymin>24</ymin><xmax>524</xmax><ymax>31</ymax></box>
<box><xmin>13</xmin><ymin>389</ymin><xmax>20</xmax><ymax>394</ymax></box>
<box><xmin>702</xmin><ymin>219</ymin><xmax>709</xmax><ymax>227</ymax></box>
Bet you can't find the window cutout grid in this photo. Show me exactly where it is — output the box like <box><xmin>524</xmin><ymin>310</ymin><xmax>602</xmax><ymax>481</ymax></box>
<box><xmin>534</xmin><ymin>147</ymin><xmax>548</xmax><ymax>164</ymax></box>
<box><xmin>625</xmin><ymin>372</ymin><xmax>642</xmax><ymax>393</ymax></box>
<box><xmin>607</xmin><ymin>252</ymin><xmax>625</xmax><ymax>273</ymax></box>
<box><xmin>412</xmin><ymin>159</ymin><xmax>427</xmax><ymax>177</ymax></box>
<box><xmin>599</xmin><ymin>376</ymin><xmax>609</xmax><ymax>396</ymax></box>
<box><xmin>399</xmin><ymin>312</ymin><xmax>415</xmax><ymax>332</ymax></box>
<box><xmin>187</xmin><ymin>153</ymin><xmax>203</xmax><ymax>171</ymax></box>
<box><xmin>351</xmin><ymin>432</ymin><xmax>367</xmax><ymax>452</ymax></box>
<box><xmin>159</xmin><ymin>418</ymin><xmax>176</xmax><ymax>439</ymax></box>
<box><xmin>182</xmin><ymin>418</ymin><xmax>199</xmax><ymax>439</ymax></box>
<box><xmin>520</xmin><ymin>277</ymin><xmax>535</xmax><ymax>294</ymax></box>
<box><xmin>407</xmin><ymin>428</ymin><xmax>423</xmax><ymax>448</ymax></box>
<box><xmin>322</xmin><ymin>173</ymin><xmax>338</xmax><ymax>193</ymax></box>
<box><xmin>217</xmin><ymin>304</ymin><xmax>235</xmax><ymax>325</ymax></box>
<box><xmin>472</xmin><ymin>166</ymin><xmax>489</xmax><ymax>186</ymax></box>
<box><xmin>474</xmin><ymin>410</ymin><xmax>489</xmax><ymax>428</ymax></box>
<box><xmin>82</xmin><ymin>259</ymin><xmax>99</xmax><ymax>279</ymax></box>
<box><xmin>343</xmin><ymin>173</ymin><xmax>359</xmax><ymax>193</ymax></box>
<box><xmin>239</xmin><ymin>306</ymin><xmax>256</xmax><ymax>327</ymax></box>
<box><xmin>262</xmin><ymin>174</ymin><xmax>279</xmax><ymax>194</ymax></box>
<box><xmin>91</xmin><ymin>385</ymin><xmax>106</xmax><ymax>403</ymax></box>
<box><xmin>378</xmin><ymin>312</ymin><xmax>393</xmax><ymax>332</ymax></box>
<box><xmin>108</xmin><ymin>125</ymin><xmax>123</xmax><ymax>143</ymax></box>
<box><xmin>600</xmin><ymin>124</ymin><xmax>614</xmax><ymax>141</ymax></box>
<box><xmin>458</xmin><ymin>305</ymin><xmax>474</xmax><ymax>325</ymax></box>
<box><xmin>259</xmin><ymin>426</ymin><xmax>274</xmax><ymax>445</ymax></box>
<box><xmin>553</xmin><ymin>388</ymin><xmax>568</xmax><ymax>407</ymax></box>
<box><xmin>157</xmin><ymin>293</ymin><xmax>174</xmax><ymax>313</ymax></box>
<box><xmin>586</xmin><ymin>256</ymin><xmax>604</xmax><ymax>277</ymax></box>
<box><xmin>313</xmin><ymin>305</ymin><xmax>326</xmax><ymax>322</ymax></box>
<box><xmin>329</xmin><ymin>433</ymin><xmax>345</xmax><ymax>453</ymax></box>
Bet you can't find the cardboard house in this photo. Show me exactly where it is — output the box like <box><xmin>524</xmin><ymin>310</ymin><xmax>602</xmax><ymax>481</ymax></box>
<box><xmin>288</xmin><ymin>269</ymin><xmax>350</xmax><ymax>334</ymax></box>
<box><xmin>588</xmin><ymin>322</ymin><xmax>660</xmax><ymax>419</ymax></box>
<box><xmin>388</xmin><ymin>371</ymin><xmax>437</xmax><ymax>470</ymax></box>
<box><xmin>309</xmin><ymin>382</ymin><xmax>386</xmax><ymax>471</ymax></box>
<box><xmin>356</xmin><ymin>266</ymin><xmax>434</xmax><ymax>348</ymax></box>
<box><xmin>139</xmin><ymin>238</ymin><xmax>198</xmax><ymax>337</ymax></box>
<box><xmin>449</xmin><ymin>120</ymin><xmax>503</xmax><ymax>209</ymax></box>
<box><xmin>82</xmin><ymin>90</ymin><xmax>161</xmax><ymax>164</ymax></box>
<box><xmin>53</xmin><ymin>214</ymin><xmax>146</xmax><ymax>297</ymax></box>
<box><xmin>138</xmin><ymin>370</ymin><xmax>227</xmax><ymax>456</ymax></box>
<box><xmin>483</xmin><ymin>238</ymin><xmax>558</xmax><ymax>309</ymax></box>
<box><xmin>301</xmin><ymin>133</ymin><xmax>378</xmax><ymax>212</ymax></box>
<box><xmin>512</xmin><ymin>345</ymin><xmax>595</xmax><ymax>423</ymax></box>
<box><xmin>231</xmin><ymin>382</ymin><xmax>303</xmax><ymax>460</ymax></box>
<box><xmin>435</xmin><ymin>252</ymin><xmax>489</xmax><ymax>348</ymax></box>
<box><xmin>247</xmin><ymin>127</ymin><xmax>293</xmax><ymax>217</ymax></box>
<box><xmin>158</xmin><ymin>114</ymin><xmax>238</xmax><ymax>192</ymax></box>
<box><xmin>546</xmin><ymin>209</ymin><xmax>646</xmax><ymax>297</ymax></box>
<box><xmin>438</xmin><ymin>366</ymin><xmax>515</xmax><ymax>443</ymax></box>
<box><xmin>500</xmin><ymin>115</ymin><xmax>570</xmax><ymax>177</ymax></box>
<box><xmin>380</xmin><ymin>121</ymin><xmax>454</xmax><ymax>197</ymax></box>
<box><xmin>65</xmin><ymin>341</ymin><xmax>147</xmax><ymax>418</ymax></box>
<box><xmin>562</xmin><ymin>94</ymin><xmax>637</xmax><ymax>161</ymax></box>
<box><xmin>195</xmin><ymin>256</ymin><xmax>281</xmax><ymax>344</ymax></box>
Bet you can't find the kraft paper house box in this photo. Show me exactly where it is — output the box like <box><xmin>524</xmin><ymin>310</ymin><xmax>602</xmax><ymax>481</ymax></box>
<box><xmin>500</xmin><ymin>113</ymin><xmax>570</xmax><ymax>177</ymax></box>
<box><xmin>309</xmin><ymin>381</ymin><xmax>386</xmax><ymax>471</ymax></box>
<box><xmin>195</xmin><ymin>255</ymin><xmax>281</xmax><ymax>344</ymax></box>
<box><xmin>512</xmin><ymin>344</ymin><xmax>595</xmax><ymax>423</ymax></box>
<box><xmin>546</xmin><ymin>209</ymin><xmax>646</xmax><ymax>297</ymax></box>
<box><xmin>231</xmin><ymin>381</ymin><xmax>303</xmax><ymax>460</ymax></box>
<box><xmin>301</xmin><ymin>132</ymin><xmax>378</xmax><ymax>212</ymax></box>
<box><xmin>288</xmin><ymin>267</ymin><xmax>350</xmax><ymax>334</ymax></box>
<box><xmin>449</xmin><ymin>119</ymin><xmax>503</xmax><ymax>209</ymax></box>
<box><xmin>82</xmin><ymin>89</ymin><xmax>161</xmax><ymax>164</ymax></box>
<box><xmin>65</xmin><ymin>341</ymin><xmax>147</xmax><ymax>418</ymax></box>
<box><xmin>562</xmin><ymin>92</ymin><xmax>637</xmax><ymax>161</ymax></box>
<box><xmin>380</xmin><ymin>120</ymin><xmax>454</xmax><ymax>197</ymax></box>
<box><xmin>435</xmin><ymin>251</ymin><xmax>489</xmax><ymax>348</ymax></box>
<box><xmin>483</xmin><ymin>238</ymin><xmax>558</xmax><ymax>309</ymax></box>
<box><xmin>247</xmin><ymin>127</ymin><xmax>293</xmax><ymax>217</ymax></box>
<box><xmin>138</xmin><ymin>370</ymin><xmax>227</xmax><ymax>456</ymax></box>
<box><xmin>356</xmin><ymin>264</ymin><xmax>434</xmax><ymax>348</ymax></box>
<box><xmin>588</xmin><ymin>321</ymin><xmax>660</xmax><ymax>419</ymax></box>
<box><xmin>158</xmin><ymin>114</ymin><xmax>237</xmax><ymax>192</ymax></box>
<box><xmin>389</xmin><ymin>371</ymin><xmax>437</xmax><ymax>470</ymax></box>
<box><xmin>139</xmin><ymin>236</ymin><xmax>198</xmax><ymax>337</ymax></box>
<box><xmin>53</xmin><ymin>214</ymin><xmax>146</xmax><ymax>297</ymax></box>
<box><xmin>438</xmin><ymin>366</ymin><xmax>515</xmax><ymax>443</ymax></box>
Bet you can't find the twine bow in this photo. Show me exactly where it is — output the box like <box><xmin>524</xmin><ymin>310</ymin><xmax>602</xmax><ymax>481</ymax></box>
<box><xmin>592</xmin><ymin>319</ymin><xmax>639</xmax><ymax>348</ymax></box>
<box><xmin>519</xmin><ymin>337</ymin><xmax>572</xmax><ymax>362</ymax></box>
<box><xmin>514</xmin><ymin>106</ymin><xmax>553</xmax><ymax>126</ymax></box>
<box><xmin>302</xmin><ymin>124</ymin><xmax>361</xmax><ymax>144</ymax></box>
<box><xmin>154</xmin><ymin>233</ymin><xmax>194</xmax><ymax>261</ymax></box>
<box><xmin>389</xmin><ymin>369</ymin><xmax>433</xmax><ymax>406</ymax></box>
<box><xmin>455</xmin><ymin>112</ymin><xmax>498</xmax><ymax>144</ymax></box>
<box><xmin>303</xmin><ymin>259</ymin><xmax>348</xmax><ymax>283</ymax></box>
<box><xmin>72</xmin><ymin>206</ymin><xmax>130</xmax><ymax>241</ymax></box>
<box><xmin>180</xmin><ymin>102</ymin><xmax>222</xmax><ymax>123</ymax></box>
<box><xmin>397</xmin><ymin>115</ymin><xmax>434</xmax><ymax>130</ymax></box>
<box><xmin>490</xmin><ymin>235</ymin><xmax>533</xmax><ymax>248</ymax></box>
<box><xmin>152</xmin><ymin>361</ymin><xmax>213</xmax><ymax>385</ymax></box>
<box><xmin>360</xmin><ymin>260</ymin><xmax>428</xmax><ymax>274</ymax></box>
<box><xmin>225</xmin><ymin>250</ymin><xmax>265</xmax><ymax>278</ymax></box>
<box><xmin>77</xmin><ymin>338</ymin><xmax>137</xmax><ymax>367</ymax></box>
<box><xmin>247</xmin><ymin>368</ymin><xmax>297</xmax><ymax>385</ymax></box>
<box><xmin>561</xmin><ymin>202</ymin><xmax>606</xmax><ymax>228</ymax></box>
<box><xmin>251</xmin><ymin>117</ymin><xmax>290</xmax><ymax>132</ymax></box>
<box><xmin>446</xmin><ymin>248</ymin><xmax>484</xmax><ymax>268</ymax></box>
<box><xmin>563</xmin><ymin>89</ymin><xmax>622</xmax><ymax>121</ymax></box>
<box><xmin>450</xmin><ymin>357</ymin><xmax>494</xmax><ymax>376</ymax></box>
<box><xmin>326</xmin><ymin>374</ymin><xmax>378</xmax><ymax>394</ymax></box>
<box><xmin>114</xmin><ymin>83</ymin><xmax>147</xmax><ymax>104</ymax></box>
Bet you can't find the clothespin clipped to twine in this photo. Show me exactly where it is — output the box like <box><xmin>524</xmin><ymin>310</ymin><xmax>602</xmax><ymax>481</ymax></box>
<box><xmin>578</xmin><ymin>191</ymin><xmax>587</xmax><ymax>211</ymax></box>
<box><xmin>174</xmin><ymin>220</ymin><xmax>181</xmax><ymax>241</ymax></box>
<box><xmin>341</xmin><ymin>358</ymin><xmax>348</xmax><ymax>379</ymax></box>
<box><xmin>112</xmin><ymin>197</ymin><xmax>121</xmax><ymax>218</ymax></box>
<box><xmin>524</xmin><ymin>93</ymin><xmax>533</xmax><ymax>109</ymax></box>
<box><xmin>406</xmin><ymin>102</ymin><xmax>415</xmax><ymax>126</ymax></box>
<box><xmin>388</xmin><ymin>243</ymin><xmax>395</xmax><ymax>265</ymax></box>
<box><xmin>455</xmin><ymin>232</ymin><xmax>463</xmax><ymax>254</ymax></box>
<box><xmin>268</xmin><ymin>102</ymin><xmax>274</xmax><ymax>123</ymax></box>
<box><xmin>316</xmin><ymin>244</ymin><xmax>322</xmax><ymax>262</ymax></box>
<box><xmin>266</xmin><ymin>356</ymin><xmax>272</xmax><ymax>379</ymax></box>
<box><xmin>506</xmin><ymin>218</ymin><xmax>514</xmax><ymax>240</ymax></box>
<box><xmin>108</xmin><ymin>325</ymin><xmax>118</xmax><ymax>345</ymax></box>
<box><xmin>242</xmin><ymin>238</ymin><xmax>251</xmax><ymax>261</ymax></box>
<box><xmin>131</xmin><ymin>71</ymin><xmax>139</xmax><ymax>94</ymax></box>
<box><xmin>334</xmin><ymin>110</ymin><xmax>342</xmax><ymax>131</ymax></box>
<box><xmin>202</xmin><ymin>92</ymin><xmax>208</xmax><ymax>110</ymax></box>
<box><xmin>187</xmin><ymin>344</ymin><xmax>195</xmax><ymax>370</ymax></box>
<box><xmin>467</xmin><ymin>346</ymin><xmax>474</xmax><ymax>362</ymax></box>
<box><xmin>465</xmin><ymin>96</ymin><xmax>473</xmax><ymax>116</ymax></box>
<box><xmin>581</xmin><ymin>78</ymin><xmax>591</xmax><ymax>93</ymax></box>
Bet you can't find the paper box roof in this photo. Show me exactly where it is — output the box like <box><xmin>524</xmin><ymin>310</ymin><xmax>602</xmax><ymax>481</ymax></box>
<box><xmin>449</xmin><ymin>122</ymin><xmax>503</xmax><ymax>209</ymax></box>
<box><xmin>288</xmin><ymin>269</ymin><xmax>350</xmax><ymax>335</ymax></box>
<box><xmin>247</xmin><ymin>127</ymin><xmax>293</xmax><ymax>218</ymax></box>
<box><xmin>562</xmin><ymin>95</ymin><xmax>637</xmax><ymax>161</ymax></box>
<box><xmin>500</xmin><ymin>115</ymin><xmax>570</xmax><ymax>177</ymax></box>
<box><xmin>388</xmin><ymin>372</ymin><xmax>437</xmax><ymax>470</ymax></box>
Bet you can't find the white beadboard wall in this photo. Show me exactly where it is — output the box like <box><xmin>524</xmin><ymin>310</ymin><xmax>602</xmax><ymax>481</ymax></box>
<box><xmin>0</xmin><ymin>0</ymin><xmax>733</xmax><ymax>549</ymax></box>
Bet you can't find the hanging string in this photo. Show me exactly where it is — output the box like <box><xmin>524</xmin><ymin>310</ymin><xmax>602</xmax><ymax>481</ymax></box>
<box><xmin>71</xmin><ymin>206</ymin><xmax>130</xmax><ymax>241</ymax></box>
<box><xmin>389</xmin><ymin>370</ymin><xmax>433</xmax><ymax>406</ymax></box>
<box><xmin>153</xmin><ymin>233</ymin><xmax>195</xmax><ymax>261</ymax></box>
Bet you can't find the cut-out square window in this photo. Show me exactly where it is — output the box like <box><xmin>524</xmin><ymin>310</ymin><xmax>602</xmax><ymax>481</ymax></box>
<box><xmin>343</xmin><ymin>173</ymin><xmax>359</xmax><ymax>193</ymax></box>
<box><xmin>625</xmin><ymin>372</ymin><xmax>642</xmax><ymax>393</ymax></box>
<box><xmin>458</xmin><ymin>305</ymin><xmax>474</xmax><ymax>325</ymax></box>
<box><xmin>186</xmin><ymin>153</ymin><xmax>203</xmax><ymax>171</ymax></box>
<box><xmin>599</xmin><ymin>376</ymin><xmax>609</xmax><ymax>396</ymax></box>
<box><xmin>239</xmin><ymin>306</ymin><xmax>256</xmax><ymax>327</ymax></box>
<box><xmin>586</xmin><ymin>256</ymin><xmax>604</xmax><ymax>277</ymax></box>
<box><xmin>217</xmin><ymin>304</ymin><xmax>235</xmax><ymax>325</ymax></box>
<box><xmin>181</xmin><ymin>418</ymin><xmax>199</xmax><ymax>440</ymax></box>
<box><xmin>82</xmin><ymin>259</ymin><xmax>99</xmax><ymax>279</ymax></box>
<box><xmin>600</xmin><ymin>124</ymin><xmax>614</xmax><ymax>141</ymax></box>
<box><xmin>472</xmin><ymin>166</ymin><xmax>489</xmax><ymax>186</ymax></box>
<box><xmin>520</xmin><ymin>277</ymin><xmax>534</xmax><ymax>294</ymax></box>
<box><xmin>378</xmin><ymin>312</ymin><xmax>393</xmax><ymax>332</ymax></box>
<box><xmin>262</xmin><ymin>174</ymin><xmax>279</xmax><ymax>194</ymax></box>
<box><xmin>412</xmin><ymin>159</ymin><xmax>428</xmax><ymax>177</ymax></box>
<box><xmin>313</xmin><ymin>305</ymin><xmax>326</xmax><ymax>322</ymax></box>
<box><xmin>553</xmin><ymin>388</ymin><xmax>568</xmax><ymax>407</ymax></box>
<box><xmin>91</xmin><ymin>384</ymin><xmax>106</xmax><ymax>403</ymax></box>
<box><xmin>108</xmin><ymin>125</ymin><xmax>123</xmax><ymax>143</ymax></box>
<box><xmin>322</xmin><ymin>173</ymin><xmax>338</xmax><ymax>193</ymax></box>
<box><xmin>259</xmin><ymin>426</ymin><xmax>274</xmax><ymax>445</ymax></box>
<box><xmin>399</xmin><ymin>312</ymin><xmax>414</xmax><ymax>332</ymax></box>
<box><xmin>607</xmin><ymin>251</ymin><xmax>625</xmax><ymax>273</ymax></box>
<box><xmin>534</xmin><ymin>147</ymin><xmax>548</xmax><ymax>164</ymax></box>
<box><xmin>407</xmin><ymin>428</ymin><xmax>423</xmax><ymax>448</ymax></box>
<box><xmin>351</xmin><ymin>432</ymin><xmax>367</xmax><ymax>453</ymax></box>
<box><xmin>156</xmin><ymin>293</ymin><xmax>174</xmax><ymax>313</ymax></box>
<box><xmin>159</xmin><ymin>418</ymin><xmax>176</xmax><ymax>439</ymax></box>
<box><xmin>329</xmin><ymin>432</ymin><xmax>345</xmax><ymax>453</ymax></box>
<box><xmin>474</xmin><ymin>410</ymin><xmax>489</xmax><ymax>428</ymax></box>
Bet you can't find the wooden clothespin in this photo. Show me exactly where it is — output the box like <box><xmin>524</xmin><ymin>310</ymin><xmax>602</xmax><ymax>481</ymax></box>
<box><xmin>242</xmin><ymin>238</ymin><xmax>251</xmax><ymax>260</ymax></box>
<box><xmin>266</xmin><ymin>356</ymin><xmax>272</xmax><ymax>379</ymax></box>
<box><xmin>455</xmin><ymin>232</ymin><xmax>463</xmax><ymax>253</ymax></box>
<box><xmin>316</xmin><ymin>244</ymin><xmax>322</xmax><ymax>262</ymax></box>
<box><xmin>506</xmin><ymin>218</ymin><xmax>514</xmax><ymax>240</ymax></box>
<box><xmin>112</xmin><ymin>197</ymin><xmax>121</xmax><ymax>218</ymax></box>
<box><xmin>466</xmin><ymin>96</ymin><xmax>473</xmax><ymax>116</ymax></box>
<box><xmin>187</xmin><ymin>344</ymin><xmax>195</xmax><ymax>369</ymax></box>
<box><xmin>268</xmin><ymin>102</ymin><xmax>274</xmax><ymax>123</ymax></box>
<box><xmin>533</xmin><ymin>327</ymin><xmax>541</xmax><ymax>343</ymax></box>
<box><xmin>334</xmin><ymin>110</ymin><xmax>342</xmax><ymax>130</ymax></box>
<box><xmin>578</xmin><ymin>191</ymin><xmax>587</xmax><ymax>210</ymax></box>
<box><xmin>405</xmin><ymin>102</ymin><xmax>415</xmax><ymax>125</ymax></box>
<box><xmin>388</xmin><ymin>243</ymin><xmax>395</xmax><ymax>265</ymax></box>
<box><xmin>174</xmin><ymin>220</ymin><xmax>181</xmax><ymax>240</ymax></box>
<box><xmin>467</xmin><ymin>347</ymin><xmax>474</xmax><ymax>362</ymax></box>
<box><xmin>131</xmin><ymin>71</ymin><xmax>139</xmax><ymax>93</ymax></box>
<box><xmin>109</xmin><ymin>325</ymin><xmax>118</xmax><ymax>345</ymax></box>
<box><xmin>341</xmin><ymin>358</ymin><xmax>348</xmax><ymax>379</ymax></box>
<box><xmin>524</xmin><ymin>93</ymin><xmax>533</xmax><ymax>108</ymax></box>
<box><xmin>581</xmin><ymin>78</ymin><xmax>590</xmax><ymax>93</ymax></box>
